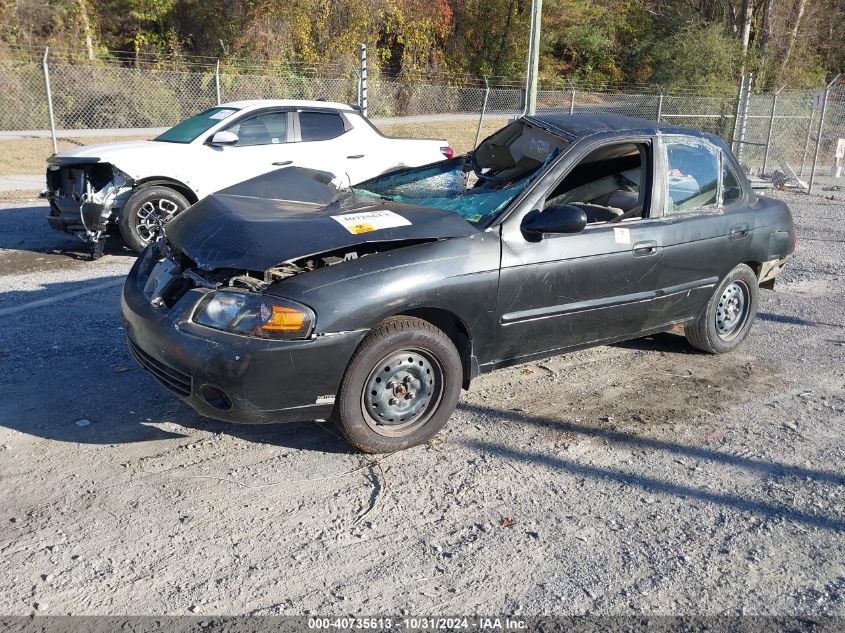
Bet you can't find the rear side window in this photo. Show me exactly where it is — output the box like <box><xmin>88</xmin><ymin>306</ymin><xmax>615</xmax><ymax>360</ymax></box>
<box><xmin>664</xmin><ymin>140</ymin><xmax>719</xmax><ymax>214</ymax></box>
<box><xmin>722</xmin><ymin>155</ymin><xmax>743</xmax><ymax>205</ymax></box>
<box><xmin>299</xmin><ymin>111</ymin><xmax>346</xmax><ymax>141</ymax></box>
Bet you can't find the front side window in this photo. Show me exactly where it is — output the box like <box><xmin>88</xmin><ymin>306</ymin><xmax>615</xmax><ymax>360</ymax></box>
<box><xmin>225</xmin><ymin>111</ymin><xmax>288</xmax><ymax>146</ymax></box>
<box><xmin>664</xmin><ymin>139</ymin><xmax>719</xmax><ymax>214</ymax></box>
<box><xmin>544</xmin><ymin>142</ymin><xmax>648</xmax><ymax>224</ymax></box>
<box><xmin>299</xmin><ymin>112</ymin><xmax>346</xmax><ymax>141</ymax></box>
<box><xmin>154</xmin><ymin>107</ymin><xmax>239</xmax><ymax>144</ymax></box>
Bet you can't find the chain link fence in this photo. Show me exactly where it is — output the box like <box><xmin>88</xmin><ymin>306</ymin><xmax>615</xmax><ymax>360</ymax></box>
<box><xmin>1</xmin><ymin>48</ymin><xmax>843</xmax><ymax>203</ymax></box>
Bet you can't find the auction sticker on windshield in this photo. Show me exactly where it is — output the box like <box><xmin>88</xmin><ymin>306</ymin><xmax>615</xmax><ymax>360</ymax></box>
<box><xmin>332</xmin><ymin>209</ymin><xmax>412</xmax><ymax>235</ymax></box>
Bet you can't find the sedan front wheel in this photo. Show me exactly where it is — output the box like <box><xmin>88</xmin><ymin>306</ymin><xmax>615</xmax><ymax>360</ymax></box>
<box><xmin>334</xmin><ymin>316</ymin><xmax>463</xmax><ymax>453</ymax></box>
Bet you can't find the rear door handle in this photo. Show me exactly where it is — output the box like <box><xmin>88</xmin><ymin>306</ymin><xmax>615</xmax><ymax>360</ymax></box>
<box><xmin>632</xmin><ymin>240</ymin><xmax>658</xmax><ymax>256</ymax></box>
<box><xmin>272</xmin><ymin>160</ymin><xmax>293</xmax><ymax>166</ymax></box>
<box><xmin>730</xmin><ymin>224</ymin><xmax>750</xmax><ymax>239</ymax></box>
<box><xmin>347</xmin><ymin>154</ymin><xmax>365</xmax><ymax>159</ymax></box>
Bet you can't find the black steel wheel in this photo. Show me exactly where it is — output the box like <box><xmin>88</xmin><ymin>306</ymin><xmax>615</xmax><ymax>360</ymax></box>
<box><xmin>685</xmin><ymin>263</ymin><xmax>759</xmax><ymax>354</ymax></box>
<box><xmin>334</xmin><ymin>316</ymin><xmax>462</xmax><ymax>453</ymax></box>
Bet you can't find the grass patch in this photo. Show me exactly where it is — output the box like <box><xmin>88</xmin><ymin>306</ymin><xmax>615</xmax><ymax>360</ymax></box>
<box><xmin>0</xmin><ymin>135</ymin><xmax>151</xmax><ymax>178</ymax></box>
<box><xmin>378</xmin><ymin>117</ymin><xmax>510</xmax><ymax>155</ymax></box>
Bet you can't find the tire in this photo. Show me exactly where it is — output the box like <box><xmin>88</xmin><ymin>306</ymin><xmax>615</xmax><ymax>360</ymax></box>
<box><xmin>685</xmin><ymin>263</ymin><xmax>759</xmax><ymax>354</ymax></box>
<box><xmin>118</xmin><ymin>186</ymin><xmax>190</xmax><ymax>253</ymax></box>
<box><xmin>333</xmin><ymin>316</ymin><xmax>463</xmax><ymax>453</ymax></box>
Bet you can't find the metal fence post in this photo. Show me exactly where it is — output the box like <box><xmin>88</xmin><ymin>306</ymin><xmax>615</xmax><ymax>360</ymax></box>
<box><xmin>474</xmin><ymin>77</ymin><xmax>490</xmax><ymax>150</ymax></box>
<box><xmin>567</xmin><ymin>79</ymin><xmax>576</xmax><ymax>115</ymax></box>
<box><xmin>359</xmin><ymin>44</ymin><xmax>368</xmax><ymax>117</ymax></box>
<box><xmin>799</xmin><ymin>109</ymin><xmax>814</xmax><ymax>178</ymax></box>
<box><xmin>215</xmin><ymin>59</ymin><xmax>221</xmax><ymax>105</ymax></box>
<box><xmin>731</xmin><ymin>73</ymin><xmax>746</xmax><ymax>154</ymax></box>
<box><xmin>808</xmin><ymin>74</ymin><xmax>841</xmax><ymax>194</ymax></box>
<box><xmin>655</xmin><ymin>85</ymin><xmax>664</xmax><ymax>123</ymax></box>
<box><xmin>762</xmin><ymin>86</ymin><xmax>783</xmax><ymax>176</ymax></box>
<box><xmin>738</xmin><ymin>73</ymin><xmax>753</xmax><ymax>163</ymax></box>
<box><xmin>42</xmin><ymin>47</ymin><xmax>58</xmax><ymax>154</ymax></box>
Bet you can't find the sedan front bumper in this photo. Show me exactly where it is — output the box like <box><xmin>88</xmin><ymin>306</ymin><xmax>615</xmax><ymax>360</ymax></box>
<box><xmin>120</xmin><ymin>254</ymin><xmax>368</xmax><ymax>424</ymax></box>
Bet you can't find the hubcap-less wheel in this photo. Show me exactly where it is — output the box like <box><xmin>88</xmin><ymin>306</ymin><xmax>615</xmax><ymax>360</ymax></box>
<box><xmin>361</xmin><ymin>348</ymin><xmax>444</xmax><ymax>437</ymax></box>
<box><xmin>135</xmin><ymin>198</ymin><xmax>180</xmax><ymax>244</ymax></box>
<box><xmin>715</xmin><ymin>281</ymin><xmax>749</xmax><ymax>340</ymax></box>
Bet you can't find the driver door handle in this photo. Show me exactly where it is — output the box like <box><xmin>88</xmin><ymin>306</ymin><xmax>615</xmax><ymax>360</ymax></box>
<box><xmin>730</xmin><ymin>224</ymin><xmax>750</xmax><ymax>239</ymax></box>
<box><xmin>632</xmin><ymin>240</ymin><xmax>658</xmax><ymax>257</ymax></box>
<box><xmin>272</xmin><ymin>160</ymin><xmax>293</xmax><ymax>166</ymax></box>
<box><xmin>347</xmin><ymin>154</ymin><xmax>365</xmax><ymax>159</ymax></box>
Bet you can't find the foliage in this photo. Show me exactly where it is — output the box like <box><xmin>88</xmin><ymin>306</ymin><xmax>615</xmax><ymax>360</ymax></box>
<box><xmin>0</xmin><ymin>0</ymin><xmax>841</xmax><ymax>89</ymax></box>
<box><xmin>648</xmin><ymin>22</ymin><xmax>745</xmax><ymax>94</ymax></box>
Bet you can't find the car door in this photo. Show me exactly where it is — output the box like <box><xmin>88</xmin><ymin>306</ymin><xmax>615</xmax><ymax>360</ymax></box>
<box><xmin>282</xmin><ymin>109</ymin><xmax>363</xmax><ymax>185</ymax></box>
<box><xmin>642</xmin><ymin>136</ymin><xmax>755</xmax><ymax>329</ymax></box>
<box><xmin>197</xmin><ymin>109</ymin><xmax>295</xmax><ymax>192</ymax></box>
<box><xmin>491</xmin><ymin>136</ymin><xmax>667</xmax><ymax>367</ymax></box>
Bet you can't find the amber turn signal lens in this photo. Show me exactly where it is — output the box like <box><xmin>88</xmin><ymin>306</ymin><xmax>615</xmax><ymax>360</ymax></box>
<box><xmin>259</xmin><ymin>305</ymin><xmax>307</xmax><ymax>332</ymax></box>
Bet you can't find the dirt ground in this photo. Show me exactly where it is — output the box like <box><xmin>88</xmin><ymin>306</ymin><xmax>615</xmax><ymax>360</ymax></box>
<box><xmin>0</xmin><ymin>190</ymin><xmax>843</xmax><ymax>616</ymax></box>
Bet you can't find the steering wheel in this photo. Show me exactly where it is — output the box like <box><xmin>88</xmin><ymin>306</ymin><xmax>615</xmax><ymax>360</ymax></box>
<box><xmin>471</xmin><ymin>151</ymin><xmax>504</xmax><ymax>183</ymax></box>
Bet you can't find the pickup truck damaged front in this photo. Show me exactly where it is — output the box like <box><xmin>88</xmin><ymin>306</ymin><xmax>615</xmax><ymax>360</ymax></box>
<box><xmin>44</xmin><ymin>158</ymin><xmax>133</xmax><ymax>258</ymax></box>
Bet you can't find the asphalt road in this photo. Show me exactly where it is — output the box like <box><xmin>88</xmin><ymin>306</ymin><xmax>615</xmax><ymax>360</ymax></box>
<box><xmin>0</xmin><ymin>192</ymin><xmax>843</xmax><ymax>616</ymax></box>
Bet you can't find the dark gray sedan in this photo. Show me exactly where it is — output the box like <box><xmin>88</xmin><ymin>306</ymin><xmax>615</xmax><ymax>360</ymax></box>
<box><xmin>121</xmin><ymin>114</ymin><xmax>796</xmax><ymax>453</ymax></box>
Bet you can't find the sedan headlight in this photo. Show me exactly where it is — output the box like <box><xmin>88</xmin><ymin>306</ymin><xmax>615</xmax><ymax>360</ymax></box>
<box><xmin>193</xmin><ymin>291</ymin><xmax>314</xmax><ymax>339</ymax></box>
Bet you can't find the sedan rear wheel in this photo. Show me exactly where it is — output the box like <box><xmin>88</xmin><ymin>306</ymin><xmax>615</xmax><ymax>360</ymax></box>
<box><xmin>685</xmin><ymin>263</ymin><xmax>759</xmax><ymax>354</ymax></box>
<box><xmin>334</xmin><ymin>317</ymin><xmax>462</xmax><ymax>453</ymax></box>
<box><xmin>119</xmin><ymin>186</ymin><xmax>189</xmax><ymax>253</ymax></box>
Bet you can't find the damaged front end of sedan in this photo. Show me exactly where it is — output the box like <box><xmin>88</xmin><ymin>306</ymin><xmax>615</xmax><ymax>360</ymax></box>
<box><xmin>139</xmin><ymin>166</ymin><xmax>482</xmax><ymax>310</ymax></box>
<box><xmin>122</xmin><ymin>120</ymin><xmax>568</xmax><ymax>429</ymax></box>
<box><xmin>121</xmin><ymin>166</ymin><xmax>490</xmax><ymax>424</ymax></box>
<box><xmin>44</xmin><ymin>156</ymin><xmax>134</xmax><ymax>258</ymax></box>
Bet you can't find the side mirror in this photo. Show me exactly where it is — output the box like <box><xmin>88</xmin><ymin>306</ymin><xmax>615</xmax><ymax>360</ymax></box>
<box><xmin>521</xmin><ymin>204</ymin><xmax>588</xmax><ymax>240</ymax></box>
<box><xmin>209</xmin><ymin>131</ymin><xmax>239</xmax><ymax>146</ymax></box>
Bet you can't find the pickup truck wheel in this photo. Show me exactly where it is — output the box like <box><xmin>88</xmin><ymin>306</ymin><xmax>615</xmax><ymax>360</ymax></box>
<box><xmin>685</xmin><ymin>263</ymin><xmax>759</xmax><ymax>354</ymax></box>
<box><xmin>334</xmin><ymin>316</ymin><xmax>462</xmax><ymax>453</ymax></box>
<box><xmin>119</xmin><ymin>186</ymin><xmax>189</xmax><ymax>253</ymax></box>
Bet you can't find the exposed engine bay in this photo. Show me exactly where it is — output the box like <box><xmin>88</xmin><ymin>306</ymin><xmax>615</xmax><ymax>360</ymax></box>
<box><xmin>145</xmin><ymin>236</ymin><xmax>435</xmax><ymax>310</ymax></box>
<box><xmin>44</xmin><ymin>158</ymin><xmax>133</xmax><ymax>254</ymax></box>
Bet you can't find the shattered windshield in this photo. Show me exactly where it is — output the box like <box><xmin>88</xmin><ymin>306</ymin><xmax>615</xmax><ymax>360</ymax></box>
<box><xmin>154</xmin><ymin>107</ymin><xmax>239</xmax><ymax>144</ymax></box>
<box><xmin>354</xmin><ymin>119</ymin><xmax>568</xmax><ymax>226</ymax></box>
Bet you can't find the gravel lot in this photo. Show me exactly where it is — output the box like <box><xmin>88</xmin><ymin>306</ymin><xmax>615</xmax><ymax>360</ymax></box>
<box><xmin>0</xmin><ymin>190</ymin><xmax>843</xmax><ymax>617</ymax></box>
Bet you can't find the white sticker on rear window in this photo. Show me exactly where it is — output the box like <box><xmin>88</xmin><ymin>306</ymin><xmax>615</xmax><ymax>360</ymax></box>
<box><xmin>331</xmin><ymin>209</ymin><xmax>411</xmax><ymax>235</ymax></box>
<box><xmin>614</xmin><ymin>227</ymin><xmax>631</xmax><ymax>244</ymax></box>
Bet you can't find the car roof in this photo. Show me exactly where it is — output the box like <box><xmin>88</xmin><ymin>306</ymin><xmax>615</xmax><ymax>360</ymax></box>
<box><xmin>527</xmin><ymin>113</ymin><xmax>719</xmax><ymax>142</ymax></box>
<box><xmin>219</xmin><ymin>99</ymin><xmax>355</xmax><ymax>111</ymax></box>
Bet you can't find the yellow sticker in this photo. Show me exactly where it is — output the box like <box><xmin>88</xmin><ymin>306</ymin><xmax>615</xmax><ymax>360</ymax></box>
<box><xmin>348</xmin><ymin>223</ymin><xmax>377</xmax><ymax>234</ymax></box>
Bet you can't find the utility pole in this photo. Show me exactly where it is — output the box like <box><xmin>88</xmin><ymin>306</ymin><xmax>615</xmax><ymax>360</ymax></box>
<box><xmin>524</xmin><ymin>0</ymin><xmax>543</xmax><ymax>115</ymax></box>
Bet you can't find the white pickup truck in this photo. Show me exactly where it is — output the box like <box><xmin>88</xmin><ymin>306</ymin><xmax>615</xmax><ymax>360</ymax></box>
<box><xmin>45</xmin><ymin>99</ymin><xmax>453</xmax><ymax>255</ymax></box>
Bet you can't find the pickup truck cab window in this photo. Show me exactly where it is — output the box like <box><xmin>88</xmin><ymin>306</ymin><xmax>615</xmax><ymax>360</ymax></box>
<box><xmin>299</xmin><ymin>111</ymin><xmax>346</xmax><ymax>141</ymax></box>
<box><xmin>225</xmin><ymin>111</ymin><xmax>288</xmax><ymax>146</ymax></box>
